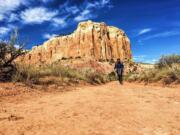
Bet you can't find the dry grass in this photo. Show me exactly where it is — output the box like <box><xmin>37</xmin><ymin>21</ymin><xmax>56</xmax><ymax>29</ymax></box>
<box><xmin>12</xmin><ymin>64</ymin><xmax>114</xmax><ymax>85</ymax></box>
<box><xmin>126</xmin><ymin>55</ymin><xmax>180</xmax><ymax>85</ymax></box>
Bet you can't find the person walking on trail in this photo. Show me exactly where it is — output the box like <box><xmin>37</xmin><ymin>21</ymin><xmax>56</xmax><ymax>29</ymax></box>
<box><xmin>114</xmin><ymin>58</ymin><xmax>124</xmax><ymax>84</ymax></box>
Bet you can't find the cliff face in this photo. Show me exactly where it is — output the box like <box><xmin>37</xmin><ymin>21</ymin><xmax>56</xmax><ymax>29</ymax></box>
<box><xmin>20</xmin><ymin>20</ymin><xmax>132</xmax><ymax>64</ymax></box>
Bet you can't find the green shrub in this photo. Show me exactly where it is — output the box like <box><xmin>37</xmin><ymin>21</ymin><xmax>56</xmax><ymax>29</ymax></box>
<box><xmin>126</xmin><ymin>63</ymin><xmax>180</xmax><ymax>85</ymax></box>
<box><xmin>125</xmin><ymin>73</ymin><xmax>139</xmax><ymax>82</ymax></box>
<box><xmin>12</xmin><ymin>64</ymin><xmax>41</xmax><ymax>84</ymax></box>
<box><xmin>0</xmin><ymin>30</ymin><xmax>25</xmax><ymax>81</ymax></box>
<box><xmin>125</xmin><ymin>54</ymin><xmax>180</xmax><ymax>85</ymax></box>
<box><xmin>108</xmin><ymin>71</ymin><xmax>117</xmax><ymax>81</ymax></box>
<box><xmin>156</xmin><ymin>54</ymin><xmax>180</xmax><ymax>68</ymax></box>
<box><xmin>86</xmin><ymin>72</ymin><xmax>108</xmax><ymax>84</ymax></box>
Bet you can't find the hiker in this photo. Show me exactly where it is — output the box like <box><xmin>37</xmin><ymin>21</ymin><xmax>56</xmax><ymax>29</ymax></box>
<box><xmin>114</xmin><ymin>58</ymin><xmax>124</xmax><ymax>84</ymax></box>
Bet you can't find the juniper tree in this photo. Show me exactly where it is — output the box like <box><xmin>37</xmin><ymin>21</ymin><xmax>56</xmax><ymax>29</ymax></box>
<box><xmin>0</xmin><ymin>30</ymin><xmax>25</xmax><ymax>81</ymax></box>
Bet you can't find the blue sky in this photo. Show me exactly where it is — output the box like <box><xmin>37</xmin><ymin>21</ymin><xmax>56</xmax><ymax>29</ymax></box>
<box><xmin>0</xmin><ymin>0</ymin><xmax>180</xmax><ymax>63</ymax></box>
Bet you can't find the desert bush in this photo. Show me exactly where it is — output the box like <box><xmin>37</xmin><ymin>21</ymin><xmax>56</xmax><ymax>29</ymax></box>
<box><xmin>107</xmin><ymin>71</ymin><xmax>117</xmax><ymax>81</ymax></box>
<box><xmin>86</xmin><ymin>72</ymin><xmax>108</xmax><ymax>84</ymax></box>
<box><xmin>125</xmin><ymin>73</ymin><xmax>139</xmax><ymax>82</ymax></box>
<box><xmin>12</xmin><ymin>64</ymin><xmax>112</xmax><ymax>85</ymax></box>
<box><xmin>41</xmin><ymin>64</ymin><xmax>85</xmax><ymax>80</ymax></box>
<box><xmin>12</xmin><ymin>64</ymin><xmax>84</xmax><ymax>84</ymax></box>
<box><xmin>12</xmin><ymin>64</ymin><xmax>41</xmax><ymax>84</ymax></box>
<box><xmin>126</xmin><ymin>60</ymin><xmax>180</xmax><ymax>85</ymax></box>
<box><xmin>0</xmin><ymin>30</ymin><xmax>25</xmax><ymax>81</ymax></box>
<box><xmin>125</xmin><ymin>54</ymin><xmax>180</xmax><ymax>85</ymax></box>
<box><xmin>156</xmin><ymin>54</ymin><xmax>180</xmax><ymax>68</ymax></box>
<box><xmin>109</xmin><ymin>59</ymin><xmax>115</xmax><ymax>64</ymax></box>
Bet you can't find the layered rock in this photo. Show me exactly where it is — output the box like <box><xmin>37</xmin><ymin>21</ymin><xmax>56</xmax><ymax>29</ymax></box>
<box><xmin>20</xmin><ymin>20</ymin><xmax>132</xmax><ymax>65</ymax></box>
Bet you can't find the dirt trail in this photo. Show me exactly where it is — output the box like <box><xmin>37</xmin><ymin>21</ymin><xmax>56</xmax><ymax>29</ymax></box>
<box><xmin>0</xmin><ymin>82</ymin><xmax>180</xmax><ymax>135</ymax></box>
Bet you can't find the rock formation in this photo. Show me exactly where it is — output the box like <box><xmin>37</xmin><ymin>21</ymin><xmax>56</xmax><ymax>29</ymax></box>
<box><xmin>20</xmin><ymin>20</ymin><xmax>132</xmax><ymax>65</ymax></box>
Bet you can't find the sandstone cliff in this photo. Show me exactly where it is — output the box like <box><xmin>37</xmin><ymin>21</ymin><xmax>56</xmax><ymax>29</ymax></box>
<box><xmin>20</xmin><ymin>20</ymin><xmax>132</xmax><ymax>65</ymax></box>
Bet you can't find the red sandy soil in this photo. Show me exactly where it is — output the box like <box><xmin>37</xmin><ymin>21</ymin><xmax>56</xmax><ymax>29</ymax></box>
<box><xmin>0</xmin><ymin>82</ymin><xmax>180</xmax><ymax>135</ymax></box>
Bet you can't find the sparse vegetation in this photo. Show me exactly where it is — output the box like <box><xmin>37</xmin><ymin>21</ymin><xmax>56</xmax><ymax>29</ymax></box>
<box><xmin>2</xmin><ymin>32</ymin><xmax>179</xmax><ymax>86</ymax></box>
<box><xmin>0</xmin><ymin>30</ymin><xmax>25</xmax><ymax>81</ymax></box>
<box><xmin>0</xmin><ymin>31</ymin><xmax>115</xmax><ymax>86</ymax></box>
<box><xmin>156</xmin><ymin>54</ymin><xmax>180</xmax><ymax>68</ymax></box>
<box><xmin>12</xmin><ymin>64</ymin><xmax>114</xmax><ymax>85</ymax></box>
<box><xmin>126</xmin><ymin>54</ymin><xmax>180</xmax><ymax>85</ymax></box>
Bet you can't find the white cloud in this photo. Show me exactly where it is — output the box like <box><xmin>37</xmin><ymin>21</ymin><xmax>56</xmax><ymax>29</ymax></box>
<box><xmin>143</xmin><ymin>31</ymin><xmax>180</xmax><ymax>40</ymax></box>
<box><xmin>102</xmin><ymin>0</ymin><xmax>110</xmax><ymax>5</ymax></box>
<box><xmin>133</xmin><ymin>55</ymin><xmax>158</xmax><ymax>64</ymax></box>
<box><xmin>65</xmin><ymin>6</ymin><xmax>79</xmax><ymax>14</ymax></box>
<box><xmin>143</xmin><ymin>59</ymin><xmax>158</xmax><ymax>64</ymax></box>
<box><xmin>0</xmin><ymin>27</ymin><xmax>11</xmax><ymax>37</ymax></box>
<box><xmin>138</xmin><ymin>28</ymin><xmax>152</xmax><ymax>35</ymax></box>
<box><xmin>41</xmin><ymin>0</ymin><xmax>53</xmax><ymax>3</ymax></box>
<box><xmin>0</xmin><ymin>0</ymin><xmax>25</xmax><ymax>13</ymax></box>
<box><xmin>8</xmin><ymin>13</ymin><xmax>19</xmax><ymax>22</ymax></box>
<box><xmin>86</xmin><ymin>0</ymin><xmax>111</xmax><ymax>9</ymax></box>
<box><xmin>21</xmin><ymin>7</ymin><xmax>58</xmax><ymax>24</ymax></box>
<box><xmin>0</xmin><ymin>14</ymin><xmax>4</xmax><ymax>21</ymax></box>
<box><xmin>86</xmin><ymin>2</ymin><xmax>99</xmax><ymax>9</ymax></box>
<box><xmin>74</xmin><ymin>9</ymin><xmax>93</xmax><ymax>21</ymax></box>
<box><xmin>74</xmin><ymin>0</ymin><xmax>111</xmax><ymax>22</ymax></box>
<box><xmin>133</xmin><ymin>55</ymin><xmax>147</xmax><ymax>61</ymax></box>
<box><xmin>52</xmin><ymin>17</ymin><xmax>66</xmax><ymax>27</ymax></box>
<box><xmin>59</xmin><ymin>1</ymin><xmax>79</xmax><ymax>15</ymax></box>
<box><xmin>0</xmin><ymin>0</ymin><xmax>26</xmax><ymax>21</ymax></box>
<box><xmin>43</xmin><ymin>33</ymin><xmax>58</xmax><ymax>39</ymax></box>
<box><xmin>14</xmin><ymin>44</ymin><xmax>20</xmax><ymax>48</ymax></box>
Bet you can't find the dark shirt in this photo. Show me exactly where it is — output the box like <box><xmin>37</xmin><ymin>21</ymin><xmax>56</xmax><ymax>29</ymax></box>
<box><xmin>114</xmin><ymin>62</ymin><xmax>124</xmax><ymax>70</ymax></box>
